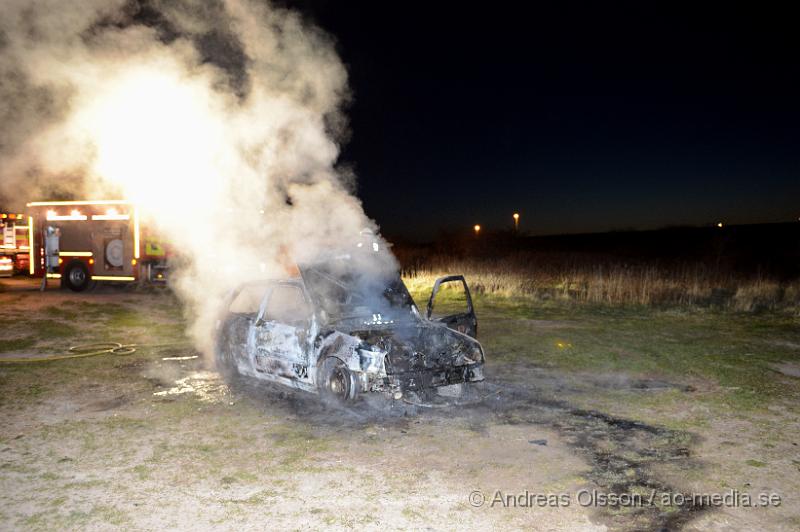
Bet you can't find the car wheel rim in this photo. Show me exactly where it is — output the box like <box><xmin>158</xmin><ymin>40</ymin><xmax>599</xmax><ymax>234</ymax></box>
<box><xmin>70</xmin><ymin>269</ymin><xmax>86</xmax><ymax>284</ymax></box>
<box><xmin>330</xmin><ymin>368</ymin><xmax>347</xmax><ymax>398</ymax></box>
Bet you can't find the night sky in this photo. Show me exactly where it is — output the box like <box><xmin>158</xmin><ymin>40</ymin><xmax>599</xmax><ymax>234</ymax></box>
<box><xmin>289</xmin><ymin>1</ymin><xmax>799</xmax><ymax>240</ymax></box>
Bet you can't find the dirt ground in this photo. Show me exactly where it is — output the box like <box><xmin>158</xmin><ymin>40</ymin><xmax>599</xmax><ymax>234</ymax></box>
<box><xmin>1</xmin><ymin>277</ymin><xmax>799</xmax><ymax>531</ymax></box>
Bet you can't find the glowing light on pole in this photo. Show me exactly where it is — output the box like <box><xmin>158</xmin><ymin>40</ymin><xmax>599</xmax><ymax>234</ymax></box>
<box><xmin>473</xmin><ymin>224</ymin><xmax>481</xmax><ymax>236</ymax></box>
<box><xmin>513</xmin><ymin>212</ymin><xmax>520</xmax><ymax>231</ymax></box>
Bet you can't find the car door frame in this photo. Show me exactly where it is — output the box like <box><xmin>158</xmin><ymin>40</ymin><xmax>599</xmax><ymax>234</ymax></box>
<box><xmin>217</xmin><ymin>281</ymin><xmax>273</xmax><ymax>378</ymax></box>
<box><xmin>426</xmin><ymin>274</ymin><xmax>478</xmax><ymax>337</ymax></box>
<box><xmin>248</xmin><ymin>279</ymin><xmax>316</xmax><ymax>391</ymax></box>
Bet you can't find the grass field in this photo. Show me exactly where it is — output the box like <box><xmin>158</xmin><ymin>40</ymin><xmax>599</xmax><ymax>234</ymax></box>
<box><xmin>412</xmin><ymin>279</ymin><xmax>800</xmax><ymax>415</ymax></box>
<box><xmin>400</xmin><ymin>251</ymin><xmax>800</xmax><ymax>311</ymax></box>
<box><xmin>1</xmin><ymin>278</ymin><xmax>799</xmax><ymax>530</ymax></box>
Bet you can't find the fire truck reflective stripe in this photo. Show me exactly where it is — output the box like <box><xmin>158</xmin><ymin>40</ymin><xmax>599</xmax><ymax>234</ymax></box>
<box><xmin>133</xmin><ymin>208</ymin><xmax>140</xmax><ymax>259</ymax></box>
<box><xmin>46</xmin><ymin>273</ymin><xmax>61</xmax><ymax>278</ymax></box>
<box><xmin>28</xmin><ymin>216</ymin><xmax>34</xmax><ymax>275</ymax></box>
<box><xmin>46</xmin><ymin>214</ymin><xmax>88</xmax><ymax>221</ymax></box>
<box><xmin>59</xmin><ymin>251</ymin><xmax>93</xmax><ymax>257</ymax></box>
<box><xmin>26</xmin><ymin>200</ymin><xmax>130</xmax><ymax>206</ymax></box>
<box><xmin>91</xmin><ymin>276</ymin><xmax>136</xmax><ymax>281</ymax></box>
<box><xmin>91</xmin><ymin>214</ymin><xmax>130</xmax><ymax>221</ymax></box>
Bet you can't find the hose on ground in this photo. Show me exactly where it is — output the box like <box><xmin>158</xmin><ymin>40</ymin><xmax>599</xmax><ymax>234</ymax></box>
<box><xmin>0</xmin><ymin>342</ymin><xmax>136</xmax><ymax>364</ymax></box>
<box><xmin>0</xmin><ymin>341</ymin><xmax>192</xmax><ymax>364</ymax></box>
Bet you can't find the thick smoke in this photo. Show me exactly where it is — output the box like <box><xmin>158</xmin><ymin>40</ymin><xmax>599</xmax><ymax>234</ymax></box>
<box><xmin>0</xmin><ymin>0</ymin><xmax>396</xmax><ymax>353</ymax></box>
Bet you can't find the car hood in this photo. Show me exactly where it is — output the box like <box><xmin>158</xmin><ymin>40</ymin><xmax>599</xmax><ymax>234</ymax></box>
<box><xmin>346</xmin><ymin>321</ymin><xmax>484</xmax><ymax>374</ymax></box>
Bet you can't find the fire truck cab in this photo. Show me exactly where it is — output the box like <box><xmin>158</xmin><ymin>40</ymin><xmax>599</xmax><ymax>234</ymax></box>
<box><xmin>26</xmin><ymin>200</ymin><xmax>168</xmax><ymax>291</ymax></box>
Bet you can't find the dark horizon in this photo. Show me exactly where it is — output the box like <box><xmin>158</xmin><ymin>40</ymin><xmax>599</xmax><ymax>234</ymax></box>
<box><xmin>389</xmin><ymin>219</ymin><xmax>800</xmax><ymax>243</ymax></box>
<box><xmin>288</xmin><ymin>0</ymin><xmax>800</xmax><ymax>240</ymax></box>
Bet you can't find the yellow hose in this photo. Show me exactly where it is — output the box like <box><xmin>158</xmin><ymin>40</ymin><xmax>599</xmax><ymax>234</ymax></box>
<box><xmin>0</xmin><ymin>342</ymin><xmax>137</xmax><ymax>364</ymax></box>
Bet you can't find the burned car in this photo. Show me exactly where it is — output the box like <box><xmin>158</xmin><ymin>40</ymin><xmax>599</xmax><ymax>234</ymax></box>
<box><xmin>214</xmin><ymin>255</ymin><xmax>485</xmax><ymax>403</ymax></box>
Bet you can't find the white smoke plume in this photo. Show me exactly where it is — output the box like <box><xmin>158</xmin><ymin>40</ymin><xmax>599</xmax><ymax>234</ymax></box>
<box><xmin>0</xmin><ymin>0</ymin><xmax>396</xmax><ymax>353</ymax></box>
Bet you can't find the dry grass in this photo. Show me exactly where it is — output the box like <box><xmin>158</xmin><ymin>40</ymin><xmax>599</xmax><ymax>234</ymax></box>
<box><xmin>400</xmin><ymin>251</ymin><xmax>800</xmax><ymax>311</ymax></box>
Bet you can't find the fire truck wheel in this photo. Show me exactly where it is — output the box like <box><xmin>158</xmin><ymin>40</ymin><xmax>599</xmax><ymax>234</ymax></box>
<box><xmin>64</xmin><ymin>261</ymin><xmax>90</xmax><ymax>292</ymax></box>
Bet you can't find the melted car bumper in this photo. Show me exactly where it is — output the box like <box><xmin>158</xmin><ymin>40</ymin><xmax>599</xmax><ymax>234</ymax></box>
<box><xmin>388</xmin><ymin>362</ymin><xmax>484</xmax><ymax>393</ymax></box>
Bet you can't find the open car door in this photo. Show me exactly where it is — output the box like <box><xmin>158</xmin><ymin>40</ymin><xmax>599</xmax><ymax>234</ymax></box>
<box><xmin>426</xmin><ymin>275</ymin><xmax>478</xmax><ymax>337</ymax></box>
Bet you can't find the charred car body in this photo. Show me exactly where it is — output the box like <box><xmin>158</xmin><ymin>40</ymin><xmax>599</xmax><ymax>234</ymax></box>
<box><xmin>214</xmin><ymin>253</ymin><xmax>485</xmax><ymax>403</ymax></box>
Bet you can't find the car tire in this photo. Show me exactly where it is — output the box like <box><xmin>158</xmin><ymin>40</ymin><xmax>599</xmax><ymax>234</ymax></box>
<box><xmin>318</xmin><ymin>357</ymin><xmax>358</xmax><ymax>403</ymax></box>
<box><xmin>214</xmin><ymin>333</ymin><xmax>239</xmax><ymax>383</ymax></box>
<box><xmin>63</xmin><ymin>261</ymin><xmax>90</xmax><ymax>292</ymax></box>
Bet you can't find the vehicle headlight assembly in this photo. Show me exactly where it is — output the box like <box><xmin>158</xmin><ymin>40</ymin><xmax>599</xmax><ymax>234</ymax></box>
<box><xmin>469</xmin><ymin>342</ymin><xmax>484</xmax><ymax>364</ymax></box>
<box><xmin>358</xmin><ymin>349</ymin><xmax>386</xmax><ymax>374</ymax></box>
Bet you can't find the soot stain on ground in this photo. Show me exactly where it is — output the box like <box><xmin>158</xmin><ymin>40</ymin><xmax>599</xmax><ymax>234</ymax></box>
<box><xmin>216</xmin><ymin>368</ymin><xmax>707</xmax><ymax>531</ymax></box>
<box><xmin>481</xmin><ymin>381</ymin><xmax>708</xmax><ymax>531</ymax></box>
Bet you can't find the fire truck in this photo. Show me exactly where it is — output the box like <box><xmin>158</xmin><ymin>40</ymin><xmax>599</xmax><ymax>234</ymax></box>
<box><xmin>26</xmin><ymin>200</ymin><xmax>169</xmax><ymax>291</ymax></box>
<box><xmin>0</xmin><ymin>211</ymin><xmax>30</xmax><ymax>276</ymax></box>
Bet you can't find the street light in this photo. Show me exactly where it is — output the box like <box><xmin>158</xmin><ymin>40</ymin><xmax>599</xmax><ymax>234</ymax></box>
<box><xmin>473</xmin><ymin>224</ymin><xmax>481</xmax><ymax>236</ymax></box>
<box><xmin>513</xmin><ymin>212</ymin><xmax>520</xmax><ymax>231</ymax></box>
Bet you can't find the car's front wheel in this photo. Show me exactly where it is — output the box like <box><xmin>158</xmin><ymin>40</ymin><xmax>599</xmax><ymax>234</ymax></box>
<box><xmin>318</xmin><ymin>357</ymin><xmax>358</xmax><ymax>403</ymax></box>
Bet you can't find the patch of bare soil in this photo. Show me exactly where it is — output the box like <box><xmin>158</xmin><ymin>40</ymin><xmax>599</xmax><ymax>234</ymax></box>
<box><xmin>220</xmin><ymin>363</ymin><xmax>704</xmax><ymax>531</ymax></box>
<box><xmin>1</xmin><ymin>360</ymin><xmax>603</xmax><ymax>530</ymax></box>
<box><xmin>471</xmin><ymin>381</ymin><xmax>704</xmax><ymax>530</ymax></box>
<box><xmin>770</xmin><ymin>362</ymin><xmax>800</xmax><ymax>378</ymax></box>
